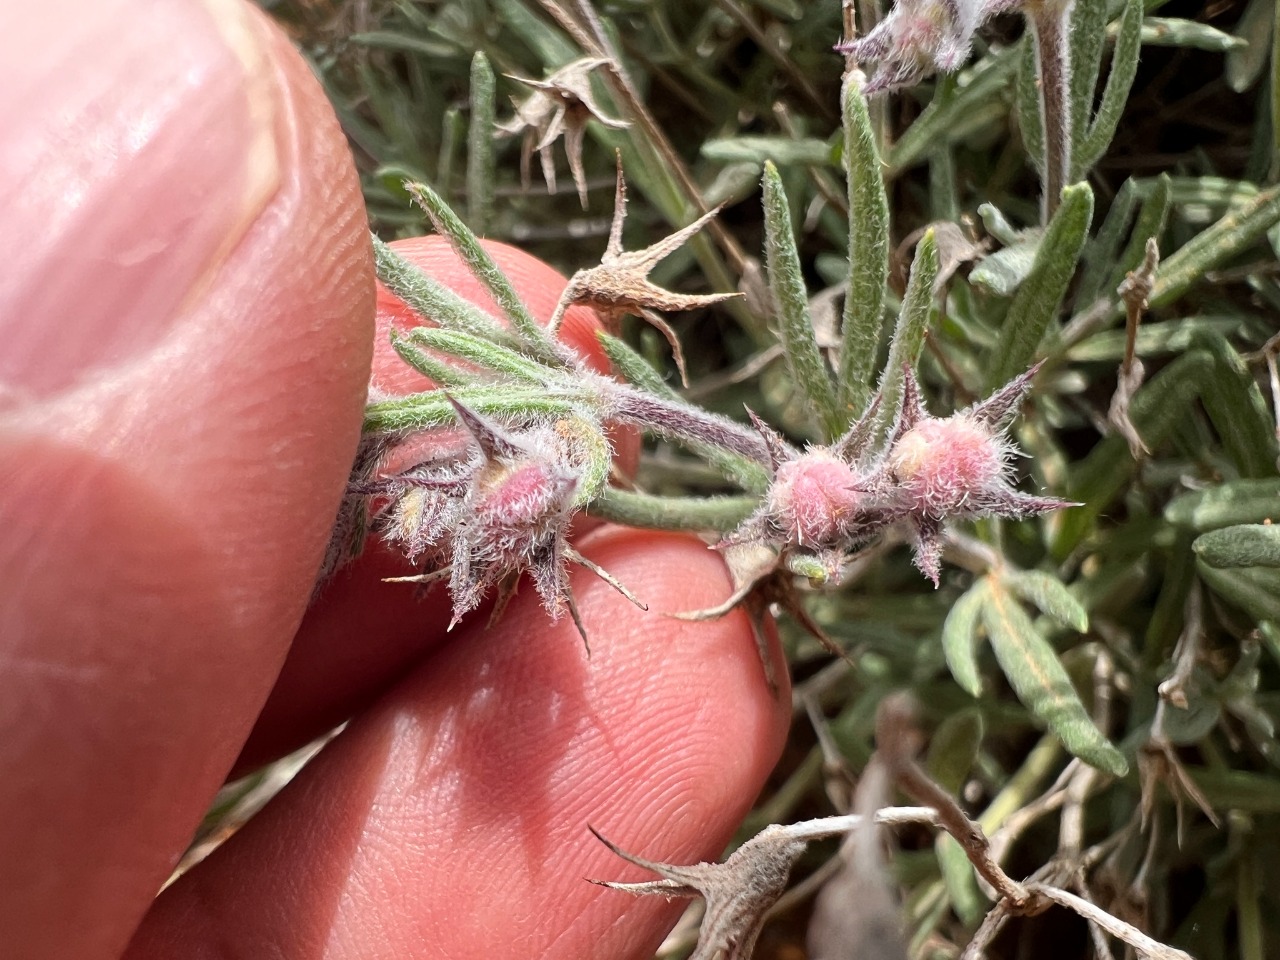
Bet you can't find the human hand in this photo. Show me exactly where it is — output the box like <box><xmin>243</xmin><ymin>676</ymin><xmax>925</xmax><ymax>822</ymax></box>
<box><xmin>0</xmin><ymin>3</ymin><xmax>788</xmax><ymax>958</ymax></box>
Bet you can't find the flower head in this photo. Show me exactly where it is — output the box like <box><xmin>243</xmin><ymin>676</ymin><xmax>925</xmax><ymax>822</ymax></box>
<box><xmin>721</xmin><ymin>406</ymin><xmax>894</xmax><ymax>583</ymax></box>
<box><xmin>370</xmin><ymin>398</ymin><xmax>627</xmax><ymax>640</ymax></box>
<box><xmin>837</xmin><ymin>0</ymin><xmax>996</xmax><ymax>94</ymax></box>
<box><xmin>885</xmin><ymin>362</ymin><xmax>1073</xmax><ymax>583</ymax></box>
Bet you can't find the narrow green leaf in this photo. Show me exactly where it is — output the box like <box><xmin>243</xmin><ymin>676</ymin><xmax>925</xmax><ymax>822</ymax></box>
<box><xmin>1075</xmin><ymin>0</ymin><xmax>1146</xmax><ymax>176</ymax></box>
<box><xmin>1068</xmin><ymin>0</ymin><xmax>1109</xmax><ymax>167</ymax></box>
<box><xmin>1166</xmin><ymin>479</ymin><xmax>1280</xmax><ymax>530</ymax></box>
<box><xmin>595</xmin><ymin>332</ymin><xmax>771</xmax><ymax>493</ymax></box>
<box><xmin>364</xmin><ymin>387</ymin><xmax>582</xmax><ymax>435</ymax></box>
<box><xmin>983</xmin><ymin>580</ymin><xmax>1128</xmax><ymax>775</ymax></box>
<box><xmin>389</xmin><ymin>329</ymin><xmax>477</xmax><ymax>388</ymax></box>
<box><xmin>1193</xmin><ymin>331</ymin><xmax>1280</xmax><ymax>478</ymax></box>
<box><xmin>1016</xmin><ymin>39</ymin><xmax>1045</xmax><ymax>177</ymax></box>
<box><xmin>928</xmin><ymin>707</ymin><xmax>989</xmax><ymax>924</ymax></box>
<box><xmin>937</xmin><ymin>834</ymin><xmax>986</xmax><ymax>925</ymax></box>
<box><xmin>871</xmin><ymin>230</ymin><xmax>939</xmax><ymax>443</ymax></box>
<box><xmin>1076</xmin><ymin>178</ymin><xmax>1139</xmax><ymax>304</ymax></box>
<box><xmin>1226</xmin><ymin>0</ymin><xmax>1276</xmax><ymax>93</ymax></box>
<box><xmin>1054</xmin><ymin>350</ymin><xmax>1209</xmax><ymax>556</ymax></box>
<box><xmin>408</xmin><ymin>329</ymin><xmax>554</xmax><ymax>384</ymax></box>
<box><xmin>404</xmin><ymin>181</ymin><xmax>561</xmax><ymax>361</ymax></box>
<box><xmin>941</xmin><ymin>578</ymin><xmax>991</xmax><ymax>697</ymax></box>
<box><xmin>1067</xmin><ymin>315</ymin><xmax>1245</xmax><ymax>362</ymax></box>
<box><xmin>970</xmin><ymin>235</ymin><xmax>1043</xmax><ymax>296</ymax></box>
<box><xmin>1004</xmin><ymin>570</ymin><xmax>1089</xmax><ymax>631</ymax></box>
<box><xmin>838</xmin><ymin>75</ymin><xmax>890</xmax><ymax>420</ymax></box>
<box><xmin>889</xmin><ymin>46</ymin><xmax>1021</xmax><ymax>173</ymax></box>
<box><xmin>466</xmin><ymin>52</ymin><xmax>496</xmax><ymax>234</ymax></box>
<box><xmin>1194</xmin><ymin>525</ymin><xmax>1280</xmax><ymax>569</ymax></box>
<box><xmin>1139</xmin><ymin>17</ymin><xmax>1248</xmax><ymax>52</ymax></box>
<box><xmin>986</xmin><ymin>183</ymin><xmax>1094</xmax><ymax>391</ymax></box>
<box><xmin>1152</xmin><ymin>181</ymin><xmax>1280</xmax><ymax>307</ymax></box>
<box><xmin>762</xmin><ymin>162</ymin><xmax>843</xmax><ymax>439</ymax></box>
<box><xmin>702</xmin><ymin>136</ymin><xmax>834</xmax><ymax>166</ymax></box>
<box><xmin>372</xmin><ymin>235</ymin><xmax>514</xmax><ymax>346</ymax></box>
<box><xmin>586</xmin><ymin>488</ymin><xmax>759</xmax><ymax>532</ymax></box>
<box><xmin>1107</xmin><ymin>172</ymin><xmax>1172</xmax><ymax>295</ymax></box>
<box><xmin>1197</xmin><ymin>563</ymin><xmax>1280</xmax><ymax>623</ymax></box>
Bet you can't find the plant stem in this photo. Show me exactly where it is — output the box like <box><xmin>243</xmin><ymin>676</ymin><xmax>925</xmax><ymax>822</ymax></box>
<box><xmin>1028</xmin><ymin>0</ymin><xmax>1075</xmax><ymax>220</ymax></box>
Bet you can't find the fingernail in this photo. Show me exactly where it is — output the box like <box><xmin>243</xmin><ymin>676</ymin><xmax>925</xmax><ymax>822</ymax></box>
<box><xmin>0</xmin><ymin>0</ymin><xmax>281</xmax><ymax>400</ymax></box>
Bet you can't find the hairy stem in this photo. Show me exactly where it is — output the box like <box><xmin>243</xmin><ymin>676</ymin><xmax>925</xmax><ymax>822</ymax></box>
<box><xmin>1029</xmin><ymin>0</ymin><xmax>1075</xmax><ymax>220</ymax></box>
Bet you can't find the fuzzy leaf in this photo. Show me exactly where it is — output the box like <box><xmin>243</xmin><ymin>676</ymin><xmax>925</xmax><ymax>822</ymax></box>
<box><xmin>970</xmin><ymin>236</ymin><xmax>1041</xmax><ymax>296</ymax></box>
<box><xmin>1194</xmin><ymin>525</ymin><xmax>1280</xmax><ymax>569</ymax></box>
<box><xmin>372</xmin><ymin>235</ymin><xmax>515</xmax><ymax>347</ymax></box>
<box><xmin>1106</xmin><ymin>172</ymin><xmax>1171</xmax><ymax>296</ymax></box>
<box><xmin>985</xmin><ymin>183</ymin><xmax>1093</xmax><ymax>391</ymax></box>
<box><xmin>1193</xmin><ymin>331</ymin><xmax>1280</xmax><ymax>478</ymax></box>
<box><xmin>1075</xmin><ymin>0</ymin><xmax>1146</xmax><ymax>175</ymax></box>
<box><xmin>364</xmin><ymin>387</ymin><xmax>583</xmax><ymax>435</ymax></box>
<box><xmin>870</xmin><ymin>230</ymin><xmax>939</xmax><ymax>443</ymax></box>
<box><xmin>1197</xmin><ymin>563</ymin><xmax>1280</xmax><ymax>623</ymax></box>
<box><xmin>983</xmin><ymin>580</ymin><xmax>1128</xmax><ymax>776</ymax></box>
<box><xmin>1167</xmin><ymin>479</ymin><xmax>1280</xmax><ymax>531</ymax></box>
<box><xmin>409</xmin><ymin>328</ymin><xmax>555</xmax><ymax>384</ymax></box>
<box><xmin>1076</xmin><ymin>178</ymin><xmax>1139</xmax><ymax>305</ymax></box>
<box><xmin>1152</xmin><ymin>181</ymin><xmax>1280</xmax><ymax>307</ymax></box>
<box><xmin>1226</xmin><ymin>0</ymin><xmax>1276</xmax><ymax>92</ymax></box>
<box><xmin>1004</xmin><ymin>570</ymin><xmax>1089</xmax><ymax>632</ymax></box>
<box><xmin>465</xmin><ymin>52</ymin><xmax>496</xmax><ymax>233</ymax></box>
<box><xmin>941</xmin><ymin>578</ymin><xmax>990</xmax><ymax>697</ymax></box>
<box><xmin>405</xmin><ymin>181</ymin><xmax>562</xmax><ymax>362</ymax></box>
<box><xmin>839</xmin><ymin>75</ymin><xmax>890</xmax><ymax>420</ymax></box>
<box><xmin>703</xmin><ymin>136</ymin><xmax>834</xmax><ymax>167</ymax></box>
<box><xmin>762</xmin><ymin>162</ymin><xmax>843</xmax><ymax>439</ymax></box>
<box><xmin>390</xmin><ymin>329</ymin><xmax>478</xmax><ymax>388</ymax></box>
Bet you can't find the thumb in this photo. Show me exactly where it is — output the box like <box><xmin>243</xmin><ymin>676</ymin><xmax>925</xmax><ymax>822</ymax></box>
<box><xmin>0</xmin><ymin>1</ymin><xmax>373</xmax><ymax>957</ymax></box>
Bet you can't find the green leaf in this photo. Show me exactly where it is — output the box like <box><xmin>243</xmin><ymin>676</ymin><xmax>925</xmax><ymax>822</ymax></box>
<box><xmin>1152</xmin><ymin>181</ymin><xmax>1280</xmax><ymax>308</ymax></box>
<box><xmin>702</xmin><ymin>136</ymin><xmax>834</xmax><ymax>166</ymax></box>
<box><xmin>1106</xmin><ymin>172</ymin><xmax>1171</xmax><ymax>295</ymax></box>
<box><xmin>983</xmin><ymin>580</ymin><xmax>1128</xmax><ymax>775</ymax></box>
<box><xmin>871</xmin><ymin>230</ymin><xmax>939</xmax><ymax>443</ymax></box>
<box><xmin>985</xmin><ymin>183</ymin><xmax>1094</xmax><ymax>391</ymax></box>
<box><xmin>941</xmin><ymin>578</ymin><xmax>991</xmax><ymax>697</ymax></box>
<box><xmin>1075</xmin><ymin>0</ymin><xmax>1144</xmax><ymax>176</ymax></box>
<box><xmin>1068</xmin><ymin>0</ymin><xmax>1108</xmax><ymax>166</ymax></box>
<box><xmin>465</xmin><ymin>52</ymin><xmax>496</xmax><ymax>234</ymax></box>
<box><xmin>1194</xmin><ymin>525</ymin><xmax>1280</xmax><ymax>569</ymax></box>
<box><xmin>762</xmin><ymin>162</ymin><xmax>843</xmax><ymax>439</ymax></box>
<box><xmin>1196</xmin><ymin>563</ymin><xmax>1280</xmax><ymax>623</ymax></box>
<box><xmin>970</xmin><ymin>235</ymin><xmax>1042</xmax><ymax>296</ymax></box>
<box><xmin>1193</xmin><ymin>331</ymin><xmax>1280</xmax><ymax>478</ymax></box>
<box><xmin>389</xmin><ymin>329</ymin><xmax>478</xmax><ymax>388</ymax></box>
<box><xmin>1076</xmin><ymin>178</ymin><xmax>1139</xmax><ymax>304</ymax></box>
<box><xmin>1054</xmin><ymin>350</ymin><xmax>1209</xmax><ymax>556</ymax></box>
<box><xmin>838</xmin><ymin>75</ymin><xmax>890</xmax><ymax>420</ymax></box>
<box><xmin>1166</xmin><ymin>479</ymin><xmax>1280</xmax><ymax>530</ymax></box>
<box><xmin>1139</xmin><ymin>17</ymin><xmax>1247</xmax><ymax>52</ymax></box>
<box><xmin>364</xmin><ymin>387</ymin><xmax>583</xmax><ymax>435</ymax></box>
<box><xmin>1004</xmin><ymin>570</ymin><xmax>1089</xmax><ymax>632</ymax></box>
<box><xmin>926</xmin><ymin>707</ymin><xmax>986</xmax><ymax>795</ymax></box>
<box><xmin>889</xmin><ymin>46</ymin><xmax>1021</xmax><ymax>173</ymax></box>
<box><xmin>405</xmin><ymin>181</ymin><xmax>562</xmax><ymax>362</ymax></box>
<box><xmin>1226</xmin><ymin>0</ymin><xmax>1276</xmax><ymax>93</ymax></box>
<box><xmin>1016</xmin><ymin>39</ymin><xmax>1045</xmax><ymax>177</ymax></box>
<box><xmin>586</xmin><ymin>488</ymin><xmax>758</xmax><ymax>533</ymax></box>
<box><xmin>371</xmin><ymin>235</ymin><xmax>515</xmax><ymax>347</ymax></box>
<box><xmin>407</xmin><ymin>329</ymin><xmax>555</xmax><ymax>384</ymax></box>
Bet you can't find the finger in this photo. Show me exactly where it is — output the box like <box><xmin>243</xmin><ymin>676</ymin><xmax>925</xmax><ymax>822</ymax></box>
<box><xmin>238</xmin><ymin>238</ymin><xmax>639</xmax><ymax>771</ymax></box>
<box><xmin>129</xmin><ymin>529</ymin><xmax>790</xmax><ymax>960</ymax></box>
<box><xmin>0</xmin><ymin>2</ymin><xmax>373</xmax><ymax>957</ymax></box>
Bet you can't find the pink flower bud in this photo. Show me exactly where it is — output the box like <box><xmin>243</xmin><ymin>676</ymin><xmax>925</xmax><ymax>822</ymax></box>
<box><xmin>767</xmin><ymin>452</ymin><xmax>865</xmax><ymax>547</ymax></box>
<box><xmin>888</xmin><ymin>413</ymin><xmax>1009</xmax><ymax>518</ymax></box>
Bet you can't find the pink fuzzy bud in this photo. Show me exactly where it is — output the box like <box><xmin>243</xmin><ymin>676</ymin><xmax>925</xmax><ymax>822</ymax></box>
<box><xmin>888</xmin><ymin>413</ymin><xmax>1009</xmax><ymax>518</ymax></box>
<box><xmin>767</xmin><ymin>452</ymin><xmax>865</xmax><ymax>547</ymax></box>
